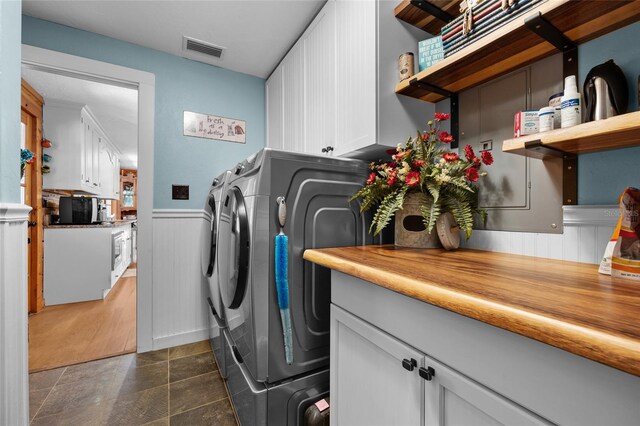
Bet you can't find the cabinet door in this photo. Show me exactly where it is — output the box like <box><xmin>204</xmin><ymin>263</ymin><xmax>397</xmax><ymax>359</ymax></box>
<box><xmin>266</xmin><ymin>66</ymin><xmax>283</xmax><ymax>150</ymax></box>
<box><xmin>331</xmin><ymin>304</ymin><xmax>423</xmax><ymax>426</ymax></box>
<box><xmin>282</xmin><ymin>42</ymin><xmax>304</xmax><ymax>152</ymax></box>
<box><xmin>83</xmin><ymin>119</ymin><xmax>93</xmax><ymax>188</ymax></box>
<box><xmin>92</xmin><ymin>131</ymin><xmax>101</xmax><ymax>190</ymax></box>
<box><xmin>335</xmin><ymin>0</ymin><xmax>376</xmax><ymax>156</ymax></box>
<box><xmin>303</xmin><ymin>0</ymin><xmax>335</xmax><ymax>156</ymax></box>
<box><xmin>423</xmin><ymin>355</ymin><xmax>551</xmax><ymax>426</ymax></box>
<box><xmin>113</xmin><ymin>156</ymin><xmax>120</xmax><ymax>200</ymax></box>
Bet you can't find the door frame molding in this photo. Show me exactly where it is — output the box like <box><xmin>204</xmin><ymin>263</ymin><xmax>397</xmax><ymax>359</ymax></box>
<box><xmin>22</xmin><ymin>45</ymin><xmax>156</xmax><ymax>352</ymax></box>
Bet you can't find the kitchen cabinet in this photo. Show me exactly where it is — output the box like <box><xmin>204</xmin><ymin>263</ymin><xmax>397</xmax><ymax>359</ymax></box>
<box><xmin>331</xmin><ymin>304</ymin><xmax>549</xmax><ymax>426</ymax></box>
<box><xmin>98</xmin><ymin>139</ymin><xmax>120</xmax><ymax>200</ymax></box>
<box><xmin>43</xmin><ymin>222</ymin><xmax>132</xmax><ymax>305</ymax></box>
<box><xmin>43</xmin><ymin>102</ymin><xmax>120</xmax><ymax>197</ymax></box>
<box><xmin>266</xmin><ymin>0</ymin><xmax>431</xmax><ymax>158</ymax></box>
<box><xmin>325</xmin><ymin>267</ymin><xmax>640</xmax><ymax>426</ymax></box>
<box><xmin>266</xmin><ymin>67</ymin><xmax>283</xmax><ymax>150</ymax></box>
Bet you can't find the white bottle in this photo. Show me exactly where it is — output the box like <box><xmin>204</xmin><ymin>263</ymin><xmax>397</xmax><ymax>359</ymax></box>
<box><xmin>561</xmin><ymin>75</ymin><xmax>582</xmax><ymax>128</ymax></box>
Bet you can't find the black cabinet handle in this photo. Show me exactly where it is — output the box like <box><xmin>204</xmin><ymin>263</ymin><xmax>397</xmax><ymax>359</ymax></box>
<box><xmin>402</xmin><ymin>358</ymin><xmax>417</xmax><ymax>372</ymax></box>
<box><xmin>321</xmin><ymin>146</ymin><xmax>334</xmax><ymax>153</ymax></box>
<box><xmin>419</xmin><ymin>366</ymin><xmax>435</xmax><ymax>381</ymax></box>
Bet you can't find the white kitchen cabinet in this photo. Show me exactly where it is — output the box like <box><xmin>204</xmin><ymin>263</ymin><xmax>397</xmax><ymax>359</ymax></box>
<box><xmin>331</xmin><ymin>271</ymin><xmax>640</xmax><ymax>425</ymax></box>
<box><xmin>334</xmin><ymin>0</ymin><xmax>376</xmax><ymax>156</ymax></box>
<box><xmin>303</xmin><ymin>0</ymin><xmax>336</xmax><ymax>155</ymax></box>
<box><xmin>266</xmin><ymin>66</ymin><xmax>283</xmax><ymax>150</ymax></box>
<box><xmin>331</xmin><ymin>304</ymin><xmax>548</xmax><ymax>426</ymax></box>
<box><xmin>282</xmin><ymin>42</ymin><xmax>305</xmax><ymax>153</ymax></box>
<box><xmin>98</xmin><ymin>138</ymin><xmax>120</xmax><ymax>200</ymax></box>
<box><xmin>43</xmin><ymin>101</ymin><xmax>120</xmax><ymax>197</ymax></box>
<box><xmin>331</xmin><ymin>304</ymin><xmax>423</xmax><ymax>425</ymax></box>
<box><xmin>266</xmin><ymin>0</ymin><xmax>433</xmax><ymax>158</ymax></box>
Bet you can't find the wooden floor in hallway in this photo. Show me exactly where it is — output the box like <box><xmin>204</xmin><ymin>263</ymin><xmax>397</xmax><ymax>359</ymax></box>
<box><xmin>29</xmin><ymin>269</ymin><xmax>136</xmax><ymax>373</ymax></box>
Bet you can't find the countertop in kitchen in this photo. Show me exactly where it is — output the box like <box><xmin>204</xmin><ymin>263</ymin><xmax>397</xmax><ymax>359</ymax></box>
<box><xmin>44</xmin><ymin>220</ymin><xmax>137</xmax><ymax>229</ymax></box>
<box><xmin>303</xmin><ymin>245</ymin><xmax>640</xmax><ymax>377</ymax></box>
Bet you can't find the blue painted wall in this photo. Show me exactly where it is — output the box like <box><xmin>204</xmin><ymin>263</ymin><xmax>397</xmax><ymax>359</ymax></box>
<box><xmin>0</xmin><ymin>1</ymin><xmax>22</xmax><ymax>203</ymax></box>
<box><xmin>577</xmin><ymin>22</ymin><xmax>640</xmax><ymax>205</ymax></box>
<box><xmin>22</xmin><ymin>15</ymin><xmax>265</xmax><ymax>209</ymax></box>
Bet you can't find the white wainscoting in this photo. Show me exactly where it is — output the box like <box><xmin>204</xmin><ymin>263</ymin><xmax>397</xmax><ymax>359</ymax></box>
<box><xmin>462</xmin><ymin>205</ymin><xmax>618</xmax><ymax>265</ymax></box>
<box><xmin>0</xmin><ymin>203</ymin><xmax>31</xmax><ymax>426</ymax></box>
<box><xmin>152</xmin><ymin>209</ymin><xmax>213</xmax><ymax>350</ymax></box>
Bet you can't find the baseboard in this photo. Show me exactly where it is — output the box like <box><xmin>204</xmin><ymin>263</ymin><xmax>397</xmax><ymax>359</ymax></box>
<box><xmin>152</xmin><ymin>328</ymin><xmax>211</xmax><ymax>351</ymax></box>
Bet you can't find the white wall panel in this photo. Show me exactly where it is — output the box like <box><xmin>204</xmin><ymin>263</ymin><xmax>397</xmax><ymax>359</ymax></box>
<box><xmin>463</xmin><ymin>205</ymin><xmax>617</xmax><ymax>265</ymax></box>
<box><xmin>152</xmin><ymin>210</ymin><xmax>210</xmax><ymax>350</ymax></box>
<box><xmin>0</xmin><ymin>204</ymin><xmax>31</xmax><ymax>426</ymax></box>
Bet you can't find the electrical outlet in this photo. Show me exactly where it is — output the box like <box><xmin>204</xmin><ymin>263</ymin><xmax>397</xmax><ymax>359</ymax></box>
<box><xmin>172</xmin><ymin>185</ymin><xmax>189</xmax><ymax>200</ymax></box>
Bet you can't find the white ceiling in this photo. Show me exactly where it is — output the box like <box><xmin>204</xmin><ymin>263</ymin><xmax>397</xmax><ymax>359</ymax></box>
<box><xmin>22</xmin><ymin>67</ymin><xmax>139</xmax><ymax>169</ymax></box>
<box><xmin>22</xmin><ymin>0</ymin><xmax>326</xmax><ymax>79</ymax></box>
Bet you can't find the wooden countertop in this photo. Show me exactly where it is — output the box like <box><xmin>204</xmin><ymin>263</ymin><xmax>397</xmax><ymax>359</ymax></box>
<box><xmin>304</xmin><ymin>245</ymin><xmax>640</xmax><ymax>377</ymax></box>
<box><xmin>45</xmin><ymin>220</ymin><xmax>136</xmax><ymax>229</ymax></box>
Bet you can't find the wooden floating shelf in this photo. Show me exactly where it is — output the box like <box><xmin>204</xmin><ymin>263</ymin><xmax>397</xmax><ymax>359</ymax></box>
<box><xmin>502</xmin><ymin>111</ymin><xmax>640</xmax><ymax>159</ymax></box>
<box><xmin>395</xmin><ymin>0</ymin><xmax>640</xmax><ymax>103</ymax></box>
<box><xmin>394</xmin><ymin>0</ymin><xmax>460</xmax><ymax>34</ymax></box>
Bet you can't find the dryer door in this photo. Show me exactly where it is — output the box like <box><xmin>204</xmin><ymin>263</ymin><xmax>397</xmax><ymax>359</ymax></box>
<box><xmin>205</xmin><ymin>194</ymin><xmax>217</xmax><ymax>277</ymax></box>
<box><xmin>219</xmin><ymin>186</ymin><xmax>250</xmax><ymax>310</ymax></box>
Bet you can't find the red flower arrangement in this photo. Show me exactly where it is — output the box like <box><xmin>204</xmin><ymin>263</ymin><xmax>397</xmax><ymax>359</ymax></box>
<box><xmin>352</xmin><ymin>113</ymin><xmax>492</xmax><ymax>239</ymax></box>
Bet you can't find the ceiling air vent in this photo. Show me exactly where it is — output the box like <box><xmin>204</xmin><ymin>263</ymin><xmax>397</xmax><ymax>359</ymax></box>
<box><xmin>183</xmin><ymin>36</ymin><xmax>225</xmax><ymax>60</ymax></box>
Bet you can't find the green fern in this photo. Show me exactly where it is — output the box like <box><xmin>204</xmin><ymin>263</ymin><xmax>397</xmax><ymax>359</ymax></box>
<box><xmin>420</xmin><ymin>195</ymin><xmax>441</xmax><ymax>234</ymax></box>
<box><xmin>444</xmin><ymin>197</ymin><xmax>474</xmax><ymax>239</ymax></box>
<box><xmin>370</xmin><ymin>189</ymin><xmax>407</xmax><ymax>235</ymax></box>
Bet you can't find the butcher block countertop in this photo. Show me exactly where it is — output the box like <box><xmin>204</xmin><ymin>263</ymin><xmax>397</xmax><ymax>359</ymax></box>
<box><xmin>303</xmin><ymin>245</ymin><xmax>640</xmax><ymax>377</ymax></box>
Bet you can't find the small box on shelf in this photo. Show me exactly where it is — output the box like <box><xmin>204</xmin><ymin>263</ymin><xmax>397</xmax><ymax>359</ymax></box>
<box><xmin>418</xmin><ymin>36</ymin><xmax>444</xmax><ymax>72</ymax></box>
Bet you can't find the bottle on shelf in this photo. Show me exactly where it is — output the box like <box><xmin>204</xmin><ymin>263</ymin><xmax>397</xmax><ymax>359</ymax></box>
<box><xmin>561</xmin><ymin>75</ymin><xmax>582</xmax><ymax>128</ymax></box>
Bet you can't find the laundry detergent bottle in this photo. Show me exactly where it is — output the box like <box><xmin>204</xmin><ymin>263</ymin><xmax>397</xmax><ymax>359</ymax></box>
<box><xmin>561</xmin><ymin>75</ymin><xmax>582</xmax><ymax>128</ymax></box>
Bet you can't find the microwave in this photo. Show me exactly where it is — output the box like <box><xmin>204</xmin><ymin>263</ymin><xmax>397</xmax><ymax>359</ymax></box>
<box><xmin>59</xmin><ymin>197</ymin><xmax>99</xmax><ymax>224</ymax></box>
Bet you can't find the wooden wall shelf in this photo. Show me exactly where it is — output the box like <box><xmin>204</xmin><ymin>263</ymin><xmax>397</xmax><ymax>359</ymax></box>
<box><xmin>394</xmin><ymin>0</ymin><xmax>459</xmax><ymax>34</ymax></box>
<box><xmin>395</xmin><ymin>0</ymin><xmax>640</xmax><ymax>103</ymax></box>
<box><xmin>502</xmin><ymin>111</ymin><xmax>640</xmax><ymax>159</ymax></box>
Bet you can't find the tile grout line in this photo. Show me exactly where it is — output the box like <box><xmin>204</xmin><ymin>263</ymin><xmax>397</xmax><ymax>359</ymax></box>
<box><xmin>30</xmin><ymin>366</ymin><xmax>68</xmax><ymax>423</ymax></box>
<box><xmin>169</xmin><ymin>395</ymin><xmax>231</xmax><ymax>420</ymax></box>
<box><xmin>168</xmin><ymin>366</ymin><xmax>220</xmax><ymax>386</ymax></box>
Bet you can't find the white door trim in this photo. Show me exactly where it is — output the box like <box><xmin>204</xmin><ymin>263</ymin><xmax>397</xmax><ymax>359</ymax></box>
<box><xmin>22</xmin><ymin>45</ymin><xmax>156</xmax><ymax>352</ymax></box>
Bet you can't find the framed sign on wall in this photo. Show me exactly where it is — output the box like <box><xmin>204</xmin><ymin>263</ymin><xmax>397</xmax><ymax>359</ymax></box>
<box><xmin>183</xmin><ymin>111</ymin><xmax>246</xmax><ymax>144</ymax></box>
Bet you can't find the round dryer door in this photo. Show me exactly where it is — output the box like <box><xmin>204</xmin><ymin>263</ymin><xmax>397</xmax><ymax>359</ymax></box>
<box><xmin>218</xmin><ymin>186</ymin><xmax>250</xmax><ymax>310</ymax></box>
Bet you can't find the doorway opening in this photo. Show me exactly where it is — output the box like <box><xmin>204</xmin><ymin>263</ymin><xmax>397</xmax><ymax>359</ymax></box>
<box><xmin>22</xmin><ymin>66</ymin><xmax>140</xmax><ymax>372</ymax></box>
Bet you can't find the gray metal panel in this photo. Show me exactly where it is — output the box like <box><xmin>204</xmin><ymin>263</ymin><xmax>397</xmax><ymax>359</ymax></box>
<box><xmin>223</xmin><ymin>329</ymin><xmax>330</xmax><ymax>426</ymax></box>
<box><xmin>459</xmin><ymin>54</ymin><xmax>564</xmax><ymax>233</ymax></box>
<box><xmin>219</xmin><ymin>149</ymin><xmax>375</xmax><ymax>384</ymax></box>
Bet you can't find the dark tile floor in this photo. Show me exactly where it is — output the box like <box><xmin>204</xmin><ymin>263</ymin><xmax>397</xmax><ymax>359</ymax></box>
<box><xmin>29</xmin><ymin>340</ymin><xmax>238</xmax><ymax>425</ymax></box>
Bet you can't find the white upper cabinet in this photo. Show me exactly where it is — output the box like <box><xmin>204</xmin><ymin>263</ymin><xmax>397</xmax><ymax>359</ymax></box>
<box><xmin>303</xmin><ymin>0</ymin><xmax>336</xmax><ymax>155</ymax></box>
<box><xmin>282</xmin><ymin>42</ymin><xmax>305</xmax><ymax>153</ymax></box>
<box><xmin>266</xmin><ymin>66</ymin><xmax>283</xmax><ymax>150</ymax></box>
<box><xmin>334</xmin><ymin>0</ymin><xmax>376</xmax><ymax>156</ymax></box>
<box><xmin>43</xmin><ymin>102</ymin><xmax>120</xmax><ymax>198</ymax></box>
<box><xmin>266</xmin><ymin>0</ymin><xmax>433</xmax><ymax>158</ymax></box>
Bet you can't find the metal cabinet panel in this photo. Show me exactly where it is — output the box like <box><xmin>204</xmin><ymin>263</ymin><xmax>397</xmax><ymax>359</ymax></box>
<box><xmin>460</xmin><ymin>54</ymin><xmax>564</xmax><ymax>233</ymax></box>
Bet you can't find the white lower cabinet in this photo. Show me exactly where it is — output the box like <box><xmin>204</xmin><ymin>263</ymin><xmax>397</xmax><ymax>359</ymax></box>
<box><xmin>331</xmin><ymin>304</ymin><xmax>549</xmax><ymax>426</ymax></box>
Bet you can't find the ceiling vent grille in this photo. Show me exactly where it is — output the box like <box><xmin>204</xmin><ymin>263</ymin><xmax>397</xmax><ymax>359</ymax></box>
<box><xmin>183</xmin><ymin>36</ymin><xmax>225</xmax><ymax>60</ymax></box>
